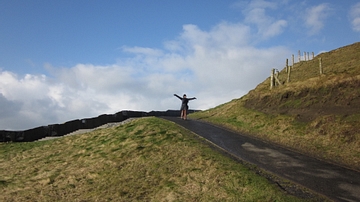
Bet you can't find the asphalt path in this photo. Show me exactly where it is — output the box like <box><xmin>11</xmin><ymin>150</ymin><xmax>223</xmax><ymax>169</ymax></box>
<box><xmin>161</xmin><ymin>117</ymin><xmax>360</xmax><ymax>202</ymax></box>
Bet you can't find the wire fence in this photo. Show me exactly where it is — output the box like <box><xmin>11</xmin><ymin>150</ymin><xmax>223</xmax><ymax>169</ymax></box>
<box><xmin>270</xmin><ymin>50</ymin><xmax>323</xmax><ymax>89</ymax></box>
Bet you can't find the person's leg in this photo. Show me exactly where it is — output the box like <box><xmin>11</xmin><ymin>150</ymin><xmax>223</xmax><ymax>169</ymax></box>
<box><xmin>181</xmin><ymin>110</ymin><xmax>185</xmax><ymax>119</ymax></box>
<box><xmin>184</xmin><ymin>109</ymin><xmax>187</xmax><ymax>120</ymax></box>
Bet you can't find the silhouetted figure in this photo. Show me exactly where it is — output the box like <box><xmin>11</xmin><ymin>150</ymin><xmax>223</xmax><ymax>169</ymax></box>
<box><xmin>174</xmin><ymin>94</ymin><xmax>196</xmax><ymax>120</ymax></box>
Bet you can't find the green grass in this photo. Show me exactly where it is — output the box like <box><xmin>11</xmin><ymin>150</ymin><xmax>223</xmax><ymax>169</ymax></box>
<box><xmin>0</xmin><ymin>117</ymin><xmax>322</xmax><ymax>201</ymax></box>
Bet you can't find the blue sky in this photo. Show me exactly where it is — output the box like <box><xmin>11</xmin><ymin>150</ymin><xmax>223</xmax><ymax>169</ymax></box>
<box><xmin>1</xmin><ymin>0</ymin><xmax>360</xmax><ymax>130</ymax></box>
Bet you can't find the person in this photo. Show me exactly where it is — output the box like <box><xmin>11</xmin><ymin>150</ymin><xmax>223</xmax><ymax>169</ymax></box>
<box><xmin>174</xmin><ymin>94</ymin><xmax>196</xmax><ymax>120</ymax></box>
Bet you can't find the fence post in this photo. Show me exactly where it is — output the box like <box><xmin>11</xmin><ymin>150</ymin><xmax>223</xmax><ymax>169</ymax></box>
<box><xmin>287</xmin><ymin>60</ymin><xmax>291</xmax><ymax>83</ymax></box>
<box><xmin>319</xmin><ymin>57</ymin><xmax>323</xmax><ymax>75</ymax></box>
<box><xmin>270</xmin><ymin>69</ymin><xmax>275</xmax><ymax>89</ymax></box>
<box><xmin>307</xmin><ymin>52</ymin><xmax>310</xmax><ymax>60</ymax></box>
<box><xmin>304</xmin><ymin>51</ymin><xmax>307</xmax><ymax>61</ymax></box>
<box><xmin>298</xmin><ymin>50</ymin><xmax>301</xmax><ymax>62</ymax></box>
<box><xmin>292</xmin><ymin>54</ymin><xmax>294</xmax><ymax>67</ymax></box>
<box><xmin>285</xmin><ymin>59</ymin><xmax>288</xmax><ymax>73</ymax></box>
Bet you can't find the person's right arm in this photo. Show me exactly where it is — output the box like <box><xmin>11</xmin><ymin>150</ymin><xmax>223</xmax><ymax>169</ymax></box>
<box><xmin>174</xmin><ymin>94</ymin><xmax>182</xmax><ymax>100</ymax></box>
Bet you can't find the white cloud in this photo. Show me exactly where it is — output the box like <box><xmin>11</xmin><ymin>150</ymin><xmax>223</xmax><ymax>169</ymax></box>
<box><xmin>239</xmin><ymin>0</ymin><xmax>278</xmax><ymax>10</ymax></box>
<box><xmin>122</xmin><ymin>46</ymin><xmax>163</xmax><ymax>56</ymax></box>
<box><xmin>179</xmin><ymin>22</ymin><xmax>251</xmax><ymax>51</ymax></box>
<box><xmin>304</xmin><ymin>3</ymin><xmax>332</xmax><ymax>35</ymax></box>
<box><xmin>350</xmin><ymin>2</ymin><xmax>360</xmax><ymax>32</ymax></box>
<box><xmin>240</xmin><ymin>0</ymin><xmax>288</xmax><ymax>39</ymax></box>
<box><xmin>0</xmin><ymin>21</ymin><xmax>291</xmax><ymax>130</ymax></box>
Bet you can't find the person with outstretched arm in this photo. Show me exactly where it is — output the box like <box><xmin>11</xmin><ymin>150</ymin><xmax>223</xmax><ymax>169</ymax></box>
<box><xmin>174</xmin><ymin>94</ymin><xmax>196</xmax><ymax>120</ymax></box>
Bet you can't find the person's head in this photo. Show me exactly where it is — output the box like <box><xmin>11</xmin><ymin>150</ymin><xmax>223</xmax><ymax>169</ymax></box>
<box><xmin>183</xmin><ymin>94</ymin><xmax>186</xmax><ymax>98</ymax></box>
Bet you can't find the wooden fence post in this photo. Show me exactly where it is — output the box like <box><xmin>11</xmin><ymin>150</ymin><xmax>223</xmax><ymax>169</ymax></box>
<box><xmin>270</xmin><ymin>69</ymin><xmax>275</xmax><ymax>89</ymax></box>
<box><xmin>298</xmin><ymin>50</ymin><xmax>301</xmax><ymax>62</ymax></box>
<box><xmin>304</xmin><ymin>51</ymin><xmax>307</xmax><ymax>61</ymax></box>
<box><xmin>274</xmin><ymin>69</ymin><xmax>282</xmax><ymax>86</ymax></box>
<box><xmin>307</xmin><ymin>52</ymin><xmax>310</xmax><ymax>60</ymax></box>
<box><xmin>287</xmin><ymin>61</ymin><xmax>291</xmax><ymax>83</ymax></box>
<box><xmin>319</xmin><ymin>58</ymin><xmax>323</xmax><ymax>75</ymax></box>
<box><xmin>292</xmin><ymin>54</ymin><xmax>294</xmax><ymax>67</ymax></box>
<box><xmin>286</xmin><ymin>59</ymin><xmax>288</xmax><ymax>73</ymax></box>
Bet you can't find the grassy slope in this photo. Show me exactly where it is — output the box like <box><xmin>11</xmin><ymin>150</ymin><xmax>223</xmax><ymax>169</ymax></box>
<box><xmin>190</xmin><ymin>42</ymin><xmax>360</xmax><ymax>171</ymax></box>
<box><xmin>0</xmin><ymin>117</ymin><xmax>321</xmax><ymax>202</ymax></box>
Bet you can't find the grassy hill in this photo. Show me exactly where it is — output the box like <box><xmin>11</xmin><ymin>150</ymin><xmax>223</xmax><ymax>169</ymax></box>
<box><xmin>190</xmin><ymin>42</ymin><xmax>360</xmax><ymax>171</ymax></box>
<box><xmin>0</xmin><ymin>117</ymin><xmax>323</xmax><ymax>201</ymax></box>
<box><xmin>2</xmin><ymin>42</ymin><xmax>358</xmax><ymax>201</ymax></box>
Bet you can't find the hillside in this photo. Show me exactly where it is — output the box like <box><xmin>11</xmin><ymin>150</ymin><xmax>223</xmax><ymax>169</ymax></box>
<box><xmin>0</xmin><ymin>118</ymin><xmax>317</xmax><ymax>201</ymax></box>
<box><xmin>190</xmin><ymin>42</ymin><xmax>360</xmax><ymax>171</ymax></box>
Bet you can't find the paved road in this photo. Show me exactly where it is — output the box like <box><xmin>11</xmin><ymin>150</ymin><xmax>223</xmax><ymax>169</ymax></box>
<box><xmin>162</xmin><ymin>117</ymin><xmax>360</xmax><ymax>202</ymax></box>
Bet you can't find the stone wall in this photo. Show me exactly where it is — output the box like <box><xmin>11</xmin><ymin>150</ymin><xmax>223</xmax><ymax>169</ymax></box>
<box><xmin>0</xmin><ymin>109</ymin><xmax>198</xmax><ymax>142</ymax></box>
